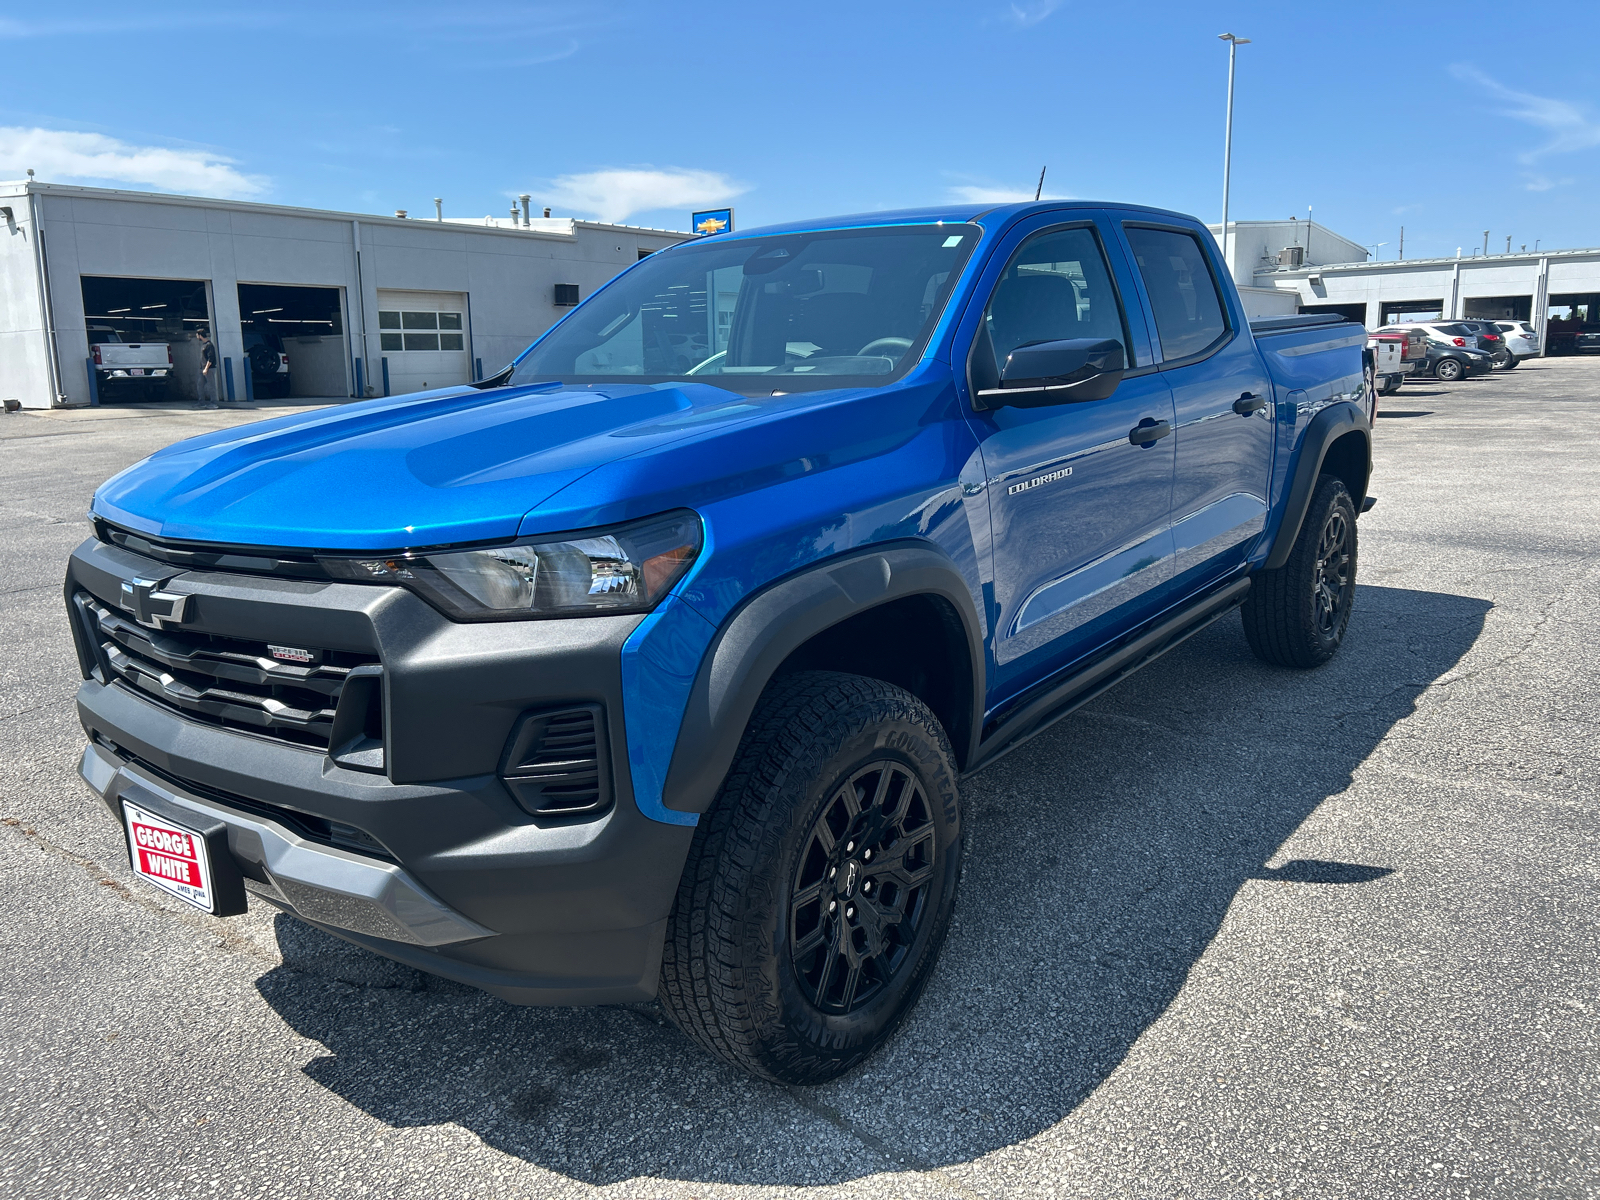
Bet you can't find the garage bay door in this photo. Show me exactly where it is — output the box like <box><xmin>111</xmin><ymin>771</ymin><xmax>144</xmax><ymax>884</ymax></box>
<box><xmin>376</xmin><ymin>290</ymin><xmax>471</xmax><ymax>395</ymax></box>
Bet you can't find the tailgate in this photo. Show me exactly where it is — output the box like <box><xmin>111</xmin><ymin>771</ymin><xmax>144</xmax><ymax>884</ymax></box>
<box><xmin>1370</xmin><ymin>341</ymin><xmax>1401</xmax><ymax>370</ymax></box>
<box><xmin>99</xmin><ymin>344</ymin><xmax>167</xmax><ymax>368</ymax></box>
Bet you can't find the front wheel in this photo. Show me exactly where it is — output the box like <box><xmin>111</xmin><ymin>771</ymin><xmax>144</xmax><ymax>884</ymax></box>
<box><xmin>659</xmin><ymin>671</ymin><xmax>962</xmax><ymax>1085</ymax></box>
<box><xmin>1242</xmin><ymin>475</ymin><xmax>1357</xmax><ymax>668</ymax></box>
<box><xmin>1435</xmin><ymin>357</ymin><xmax>1463</xmax><ymax>382</ymax></box>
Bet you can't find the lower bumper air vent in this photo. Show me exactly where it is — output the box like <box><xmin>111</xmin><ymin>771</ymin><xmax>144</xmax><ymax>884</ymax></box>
<box><xmin>498</xmin><ymin>705</ymin><xmax>611</xmax><ymax>817</ymax></box>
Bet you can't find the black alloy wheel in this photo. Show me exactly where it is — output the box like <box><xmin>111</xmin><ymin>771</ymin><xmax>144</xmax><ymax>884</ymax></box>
<box><xmin>790</xmin><ymin>761</ymin><xmax>936</xmax><ymax>1014</ymax></box>
<box><xmin>658</xmin><ymin>670</ymin><xmax>962</xmax><ymax>1085</ymax></box>
<box><xmin>1241</xmin><ymin>474</ymin><xmax>1359</xmax><ymax>668</ymax></box>
<box><xmin>1312</xmin><ymin>505</ymin><xmax>1353</xmax><ymax>637</ymax></box>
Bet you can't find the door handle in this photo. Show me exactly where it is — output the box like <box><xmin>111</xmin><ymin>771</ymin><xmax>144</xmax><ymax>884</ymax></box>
<box><xmin>1128</xmin><ymin>418</ymin><xmax>1172</xmax><ymax>447</ymax></box>
<box><xmin>1233</xmin><ymin>392</ymin><xmax>1267</xmax><ymax>415</ymax></box>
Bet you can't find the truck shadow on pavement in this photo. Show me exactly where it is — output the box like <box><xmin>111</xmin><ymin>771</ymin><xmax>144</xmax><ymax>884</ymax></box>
<box><xmin>255</xmin><ymin>582</ymin><xmax>1490</xmax><ymax>1187</ymax></box>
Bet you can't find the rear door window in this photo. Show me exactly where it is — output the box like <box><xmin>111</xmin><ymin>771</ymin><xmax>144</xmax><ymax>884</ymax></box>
<box><xmin>1123</xmin><ymin>226</ymin><xmax>1230</xmax><ymax>362</ymax></box>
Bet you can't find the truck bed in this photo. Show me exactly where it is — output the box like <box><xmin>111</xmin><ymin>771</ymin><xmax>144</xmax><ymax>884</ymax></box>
<box><xmin>1251</xmin><ymin>314</ymin><xmax>1370</xmax><ymax>420</ymax></box>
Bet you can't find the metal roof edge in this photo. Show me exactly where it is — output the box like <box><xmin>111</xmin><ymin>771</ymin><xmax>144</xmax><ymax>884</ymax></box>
<box><xmin>1254</xmin><ymin>247</ymin><xmax>1600</xmax><ymax>277</ymax></box>
<box><xmin>1</xmin><ymin>180</ymin><xmax>690</xmax><ymax>241</ymax></box>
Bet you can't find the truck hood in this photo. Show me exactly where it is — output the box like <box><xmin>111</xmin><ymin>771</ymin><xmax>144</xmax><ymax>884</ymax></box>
<box><xmin>92</xmin><ymin>382</ymin><xmax>768</xmax><ymax>550</ymax></box>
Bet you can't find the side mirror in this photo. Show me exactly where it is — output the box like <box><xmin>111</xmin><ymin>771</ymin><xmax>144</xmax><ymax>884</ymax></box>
<box><xmin>976</xmin><ymin>338</ymin><xmax>1125</xmax><ymax>408</ymax></box>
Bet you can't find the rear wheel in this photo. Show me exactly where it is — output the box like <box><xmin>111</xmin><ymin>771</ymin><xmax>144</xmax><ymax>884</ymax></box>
<box><xmin>1435</xmin><ymin>357</ymin><xmax>1463</xmax><ymax>382</ymax></box>
<box><xmin>1502</xmin><ymin>354</ymin><xmax>1519</xmax><ymax>370</ymax></box>
<box><xmin>659</xmin><ymin>671</ymin><xmax>962</xmax><ymax>1085</ymax></box>
<box><xmin>1242</xmin><ymin>475</ymin><xmax>1357</xmax><ymax>668</ymax></box>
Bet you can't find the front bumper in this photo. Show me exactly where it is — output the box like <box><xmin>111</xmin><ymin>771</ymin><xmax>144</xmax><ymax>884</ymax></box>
<box><xmin>81</xmin><ymin>741</ymin><xmax>492</xmax><ymax>946</ymax></box>
<box><xmin>66</xmin><ymin>535</ymin><xmax>697</xmax><ymax>1005</ymax></box>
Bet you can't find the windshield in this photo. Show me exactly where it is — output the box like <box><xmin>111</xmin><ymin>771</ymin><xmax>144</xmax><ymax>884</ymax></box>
<box><xmin>510</xmin><ymin>224</ymin><xmax>980</xmax><ymax>394</ymax></box>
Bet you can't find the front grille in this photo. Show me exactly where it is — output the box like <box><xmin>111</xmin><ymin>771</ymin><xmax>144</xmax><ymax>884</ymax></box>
<box><xmin>498</xmin><ymin>705</ymin><xmax>611</xmax><ymax>817</ymax></box>
<box><xmin>78</xmin><ymin>593</ymin><xmax>378</xmax><ymax>751</ymax></box>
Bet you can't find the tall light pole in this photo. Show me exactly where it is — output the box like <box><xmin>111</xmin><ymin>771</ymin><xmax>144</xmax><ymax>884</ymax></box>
<box><xmin>1218</xmin><ymin>32</ymin><xmax>1251</xmax><ymax>272</ymax></box>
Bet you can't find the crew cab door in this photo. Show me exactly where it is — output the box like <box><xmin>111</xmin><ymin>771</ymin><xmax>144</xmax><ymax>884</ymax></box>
<box><xmin>958</xmin><ymin>216</ymin><xmax>1177</xmax><ymax>705</ymax></box>
<box><xmin>1119</xmin><ymin>222</ymin><xmax>1272</xmax><ymax>586</ymax></box>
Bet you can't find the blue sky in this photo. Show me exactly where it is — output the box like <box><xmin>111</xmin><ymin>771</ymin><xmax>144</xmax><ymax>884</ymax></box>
<box><xmin>3</xmin><ymin>1</ymin><xmax>1599</xmax><ymax>260</ymax></box>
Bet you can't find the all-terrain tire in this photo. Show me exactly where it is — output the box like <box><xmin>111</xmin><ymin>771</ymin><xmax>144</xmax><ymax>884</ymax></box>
<box><xmin>1242</xmin><ymin>475</ymin><xmax>1358</xmax><ymax>668</ymax></box>
<box><xmin>658</xmin><ymin>670</ymin><xmax>962</xmax><ymax>1085</ymax></box>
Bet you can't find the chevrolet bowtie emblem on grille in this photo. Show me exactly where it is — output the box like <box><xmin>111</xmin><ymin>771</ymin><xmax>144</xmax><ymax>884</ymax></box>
<box><xmin>120</xmin><ymin>577</ymin><xmax>190</xmax><ymax>629</ymax></box>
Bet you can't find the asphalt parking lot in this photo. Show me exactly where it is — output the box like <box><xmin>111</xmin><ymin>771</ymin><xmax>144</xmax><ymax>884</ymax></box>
<box><xmin>2</xmin><ymin>360</ymin><xmax>1597</xmax><ymax>1200</ymax></box>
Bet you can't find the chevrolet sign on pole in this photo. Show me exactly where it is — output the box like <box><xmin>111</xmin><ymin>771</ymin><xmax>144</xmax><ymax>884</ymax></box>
<box><xmin>692</xmin><ymin>208</ymin><xmax>734</xmax><ymax>236</ymax></box>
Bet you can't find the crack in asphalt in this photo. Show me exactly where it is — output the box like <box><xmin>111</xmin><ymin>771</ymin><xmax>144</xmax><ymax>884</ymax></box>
<box><xmin>0</xmin><ymin>813</ymin><xmax>280</xmax><ymax>967</ymax></box>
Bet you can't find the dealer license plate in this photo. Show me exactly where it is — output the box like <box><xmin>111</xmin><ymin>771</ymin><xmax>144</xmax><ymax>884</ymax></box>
<box><xmin>122</xmin><ymin>800</ymin><xmax>215</xmax><ymax>912</ymax></box>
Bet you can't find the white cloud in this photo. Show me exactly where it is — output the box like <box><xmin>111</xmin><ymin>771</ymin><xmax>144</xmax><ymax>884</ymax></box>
<box><xmin>1450</xmin><ymin>64</ymin><xmax>1600</xmax><ymax>162</ymax></box>
<box><xmin>947</xmin><ymin>184</ymin><xmax>1071</xmax><ymax>204</ymax></box>
<box><xmin>1001</xmin><ymin>1</ymin><xmax>1063</xmax><ymax>28</ymax></box>
<box><xmin>1523</xmin><ymin>174</ymin><xmax>1573</xmax><ymax>192</ymax></box>
<box><xmin>0</xmin><ymin>127</ymin><xmax>266</xmax><ymax>198</ymax></box>
<box><xmin>535</xmin><ymin>167</ymin><xmax>748</xmax><ymax>225</ymax></box>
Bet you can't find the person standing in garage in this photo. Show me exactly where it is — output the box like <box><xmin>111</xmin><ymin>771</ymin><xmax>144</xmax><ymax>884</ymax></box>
<box><xmin>196</xmin><ymin>328</ymin><xmax>219</xmax><ymax>409</ymax></box>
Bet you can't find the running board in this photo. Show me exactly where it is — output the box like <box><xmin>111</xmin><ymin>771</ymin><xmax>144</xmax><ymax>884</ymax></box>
<box><xmin>964</xmin><ymin>578</ymin><xmax>1252</xmax><ymax>777</ymax></box>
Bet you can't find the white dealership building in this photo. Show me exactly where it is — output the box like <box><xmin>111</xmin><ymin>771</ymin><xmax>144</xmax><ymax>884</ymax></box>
<box><xmin>0</xmin><ymin>180</ymin><xmax>689</xmax><ymax>409</ymax></box>
<box><xmin>1211</xmin><ymin>218</ymin><xmax>1600</xmax><ymax>352</ymax></box>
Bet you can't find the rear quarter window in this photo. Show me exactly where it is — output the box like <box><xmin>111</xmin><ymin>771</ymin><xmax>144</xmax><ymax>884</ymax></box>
<box><xmin>1123</xmin><ymin>226</ymin><xmax>1229</xmax><ymax>362</ymax></box>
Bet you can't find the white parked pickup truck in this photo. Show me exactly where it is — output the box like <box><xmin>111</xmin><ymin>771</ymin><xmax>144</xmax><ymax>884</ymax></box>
<box><xmin>88</xmin><ymin>327</ymin><xmax>174</xmax><ymax>400</ymax></box>
<box><xmin>1367</xmin><ymin>329</ymin><xmax>1424</xmax><ymax>395</ymax></box>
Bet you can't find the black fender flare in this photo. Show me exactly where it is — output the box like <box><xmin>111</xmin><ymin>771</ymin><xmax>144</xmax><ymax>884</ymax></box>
<box><xmin>660</xmin><ymin>542</ymin><xmax>986</xmax><ymax>816</ymax></box>
<box><xmin>1264</xmin><ymin>399</ymin><xmax>1372</xmax><ymax>571</ymax></box>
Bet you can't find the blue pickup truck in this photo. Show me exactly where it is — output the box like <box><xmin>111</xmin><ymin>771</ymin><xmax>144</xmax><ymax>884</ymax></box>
<box><xmin>67</xmin><ymin>201</ymin><xmax>1373</xmax><ymax>1085</ymax></box>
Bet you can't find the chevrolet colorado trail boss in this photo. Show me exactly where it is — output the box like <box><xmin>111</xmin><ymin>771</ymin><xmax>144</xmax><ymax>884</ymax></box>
<box><xmin>67</xmin><ymin>202</ymin><xmax>1374</xmax><ymax>1084</ymax></box>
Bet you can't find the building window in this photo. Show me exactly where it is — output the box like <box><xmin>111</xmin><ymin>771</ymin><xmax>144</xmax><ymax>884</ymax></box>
<box><xmin>554</xmin><ymin>284</ymin><xmax>580</xmax><ymax>307</ymax></box>
<box><xmin>379</xmin><ymin>310</ymin><xmax>465</xmax><ymax>351</ymax></box>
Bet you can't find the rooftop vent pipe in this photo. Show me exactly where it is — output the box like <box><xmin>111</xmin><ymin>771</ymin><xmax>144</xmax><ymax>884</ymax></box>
<box><xmin>434</xmin><ymin>198</ymin><xmax>443</xmax><ymax>222</ymax></box>
<box><xmin>519</xmin><ymin>194</ymin><xmax>531</xmax><ymax>228</ymax></box>
<box><xmin>544</xmin><ymin>207</ymin><xmax>551</xmax><ymax>218</ymax></box>
<box><xmin>395</xmin><ymin>209</ymin><xmax>407</xmax><ymax>219</ymax></box>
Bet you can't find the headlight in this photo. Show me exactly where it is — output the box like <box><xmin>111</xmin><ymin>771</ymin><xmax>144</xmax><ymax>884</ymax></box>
<box><xmin>319</xmin><ymin>510</ymin><xmax>702</xmax><ymax>621</ymax></box>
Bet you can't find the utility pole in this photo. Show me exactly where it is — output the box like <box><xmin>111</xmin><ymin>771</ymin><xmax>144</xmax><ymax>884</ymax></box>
<box><xmin>1217</xmin><ymin>33</ymin><xmax>1250</xmax><ymax>270</ymax></box>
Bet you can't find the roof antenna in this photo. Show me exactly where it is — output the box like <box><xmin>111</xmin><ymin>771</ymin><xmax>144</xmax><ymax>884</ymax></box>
<box><xmin>1034</xmin><ymin>165</ymin><xmax>1047</xmax><ymax>202</ymax></box>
